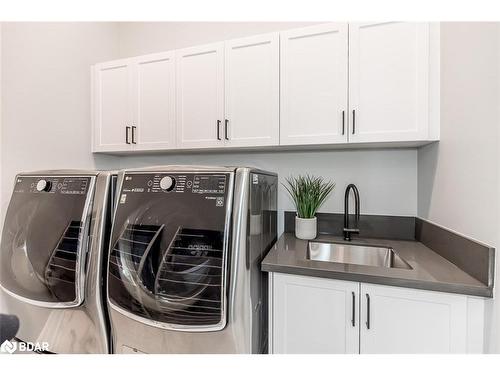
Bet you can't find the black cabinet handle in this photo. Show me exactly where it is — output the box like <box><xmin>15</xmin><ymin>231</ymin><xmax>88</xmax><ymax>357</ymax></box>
<box><xmin>366</xmin><ymin>293</ymin><xmax>370</xmax><ymax>329</ymax></box>
<box><xmin>351</xmin><ymin>291</ymin><xmax>356</xmax><ymax>327</ymax></box>
<box><xmin>352</xmin><ymin>110</ymin><xmax>356</xmax><ymax>134</ymax></box>
<box><xmin>216</xmin><ymin>120</ymin><xmax>221</xmax><ymax>140</ymax></box>
<box><xmin>224</xmin><ymin>119</ymin><xmax>229</xmax><ymax>140</ymax></box>
<box><xmin>131</xmin><ymin>126</ymin><xmax>137</xmax><ymax>144</ymax></box>
<box><xmin>125</xmin><ymin>126</ymin><xmax>131</xmax><ymax>144</ymax></box>
<box><xmin>342</xmin><ymin>110</ymin><xmax>345</xmax><ymax>135</ymax></box>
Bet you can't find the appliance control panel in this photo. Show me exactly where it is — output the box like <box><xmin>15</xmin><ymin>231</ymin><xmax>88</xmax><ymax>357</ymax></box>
<box><xmin>121</xmin><ymin>173</ymin><xmax>227</xmax><ymax>195</ymax></box>
<box><xmin>14</xmin><ymin>176</ymin><xmax>91</xmax><ymax>195</ymax></box>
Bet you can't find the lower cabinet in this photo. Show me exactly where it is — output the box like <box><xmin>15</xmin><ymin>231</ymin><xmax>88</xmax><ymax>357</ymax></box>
<box><xmin>359</xmin><ymin>283</ymin><xmax>467</xmax><ymax>353</ymax></box>
<box><xmin>271</xmin><ymin>273</ymin><xmax>359</xmax><ymax>354</ymax></box>
<box><xmin>269</xmin><ymin>273</ymin><xmax>472</xmax><ymax>354</ymax></box>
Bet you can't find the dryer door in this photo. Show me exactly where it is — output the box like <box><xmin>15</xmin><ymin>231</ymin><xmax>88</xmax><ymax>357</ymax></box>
<box><xmin>0</xmin><ymin>175</ymin><xmax>95</xmax><ymax>306</ymax></box>
<box><xmin>108</xmin><ymin>172</ymin><xmax>233</xmax><ymax>331</ymax></box>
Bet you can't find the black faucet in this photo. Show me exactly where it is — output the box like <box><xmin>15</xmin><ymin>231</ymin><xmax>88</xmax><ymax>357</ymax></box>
<box><xmin>343</xmin><ymin>184</ymin><xmax>360</xmax><ymax>241</ymax></box>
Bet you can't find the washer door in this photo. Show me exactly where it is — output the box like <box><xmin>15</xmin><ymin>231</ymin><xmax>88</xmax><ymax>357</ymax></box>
<box><xmin>0</xmin><ymin>175</ymin><xmax>94</xmax><ymax>306</ymax></box>
<box><xmin>108</xmin><ymin>172</ymin><xmax>232</xmax><ymax>331</ymax></box>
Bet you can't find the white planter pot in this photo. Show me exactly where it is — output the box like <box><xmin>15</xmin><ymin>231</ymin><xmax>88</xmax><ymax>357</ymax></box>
<box><xmin>295</xmin><ymin>216</ymin><xmax>317</xmax><ymax>240</ymax></box>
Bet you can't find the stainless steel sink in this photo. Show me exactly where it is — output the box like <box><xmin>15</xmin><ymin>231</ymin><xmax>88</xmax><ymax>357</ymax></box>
<box><xmin>307</xmin><ymin>241</ymin><xmax>412</xmax><ymax>270</ymax></box>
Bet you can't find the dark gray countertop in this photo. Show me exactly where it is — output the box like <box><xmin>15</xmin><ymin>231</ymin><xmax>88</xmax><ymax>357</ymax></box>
<box><xmin>261</xmin><ymin>233</ymin><xmax>492</xmax><ymax>297</ymax></box>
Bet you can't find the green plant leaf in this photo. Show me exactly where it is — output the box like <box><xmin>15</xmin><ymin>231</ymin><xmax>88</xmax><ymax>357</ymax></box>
<box><xmin>282</xmin><ymin>174</ymin><xmax>335</xmax><ymax>218</ymax></box>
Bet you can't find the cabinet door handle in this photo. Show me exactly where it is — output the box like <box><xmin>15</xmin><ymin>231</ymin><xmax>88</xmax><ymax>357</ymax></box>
<box><xmin>217</xmin><ymin>120</ymin><xmax>221</xmax><ymax>140</ymax></box>
<box><xmin>224</xmin><ymin>119</ymin><xmax>229</xmax><ymax>140</ymax></box>
<box><xmin>342</xmin><ymin>110</ymin><xmax>345</xmax><ymax>135</ymax></box>
<box><xmin>125</xmin><ymin>126</ymin><xmax>131</xmax><ymax>144</ymax></box>
<box><xmin>352</xmin><ymin>110</ymin><xmax>356</xmax><ymax>134</ymax></box>
<box><xmin>131</xmin><ymin>126</ymin><xmax>137</xmax><ymax>144</ymax></box>
<box><xmin>365</xmin><ymin>293</ymin><xmax>370</xmax><ymax>329</ymax></box>
<box><xmin>351</xmin><ymin>291</ymin><xmax>356</xmax><ymax>327</ymax></box>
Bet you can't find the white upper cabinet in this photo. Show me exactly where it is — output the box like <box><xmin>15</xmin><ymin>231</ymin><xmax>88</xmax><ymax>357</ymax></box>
<box><xmin>224</xmin><ymin>33</ymin><xmax>279</xmax><ymax>147</ymax></box>
<box><xmin>176</xmin><ymin>43</ymin><xmax>225</xmax><ymax>149</ymax></box>
<box><xmin>271</xmin><ymin>273</ymin><xmax>359</xmax><ymax>354</ymax></box>
<box><xmin>92</xmin><ymin>59</ymin><xmax>133</xmax><ymax>152</ymax></box>
<box><xmin>92</xmin><ymin>22</ymin><xmax>440</xmax><ymax>153</ymax></box>
<box><xmin>93</xmin><ymin>54</ymin><xmax>176</xmax><ymax>152</ymax></box>
<box><xmin>280</xmin><ymin>23</ymin><xmax>349</xmax><ymax>145</ymax></box>
<box><xmin>360</xmin><ymin>283</ymin><xmax>467</xmax><ymax>353</ymax></box>
<box><xmin>132</xmin><ymin>52</ymin><xmax>176</xmax><ymax>151</ymax></box>
<box><xmin>349</xmin><ymin>22</ymin><xmax>431</xmax><ymax>143</ymax></box>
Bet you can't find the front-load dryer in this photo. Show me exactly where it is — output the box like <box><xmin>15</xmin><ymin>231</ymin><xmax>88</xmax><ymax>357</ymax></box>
<box><xmin>0</xmin><ymin>170</ymin><xmax>116</xmax><ymax>353</ymax></box>
<box><xmin>107</xmin><ymin>165</ymin><xmax>277</xmax><ymax>353</ymax></box>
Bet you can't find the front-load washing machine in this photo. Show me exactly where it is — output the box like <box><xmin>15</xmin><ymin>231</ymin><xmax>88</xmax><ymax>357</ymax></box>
<box><xmin>0</xmin><ymin>170</ymin><xmax>116</xmax><ymax>353</ymax></box>
<box><xmin>107</xmin><ymin>166</ymin><xmax>277</xmax><ymax>353</ymax></box>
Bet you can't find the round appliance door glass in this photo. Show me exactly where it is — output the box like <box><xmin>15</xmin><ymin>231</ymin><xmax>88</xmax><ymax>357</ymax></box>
<box><xmin>0</xmin><ymin>175</ymin><xmax>94</xmax><ymax>304</ymax></box>
<box><xmin>108</xmin><ymin>172</ymin><xmax>232</xmax><ymax>329</ymax></box>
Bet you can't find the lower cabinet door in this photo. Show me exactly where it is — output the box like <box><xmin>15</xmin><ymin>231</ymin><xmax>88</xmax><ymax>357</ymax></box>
<box><xmin>271</xmin><ymin>273</ymin><xmax>359</xmax><ymax>354</ymax></box>
<box><xmin>360</xmin><ymin>283</ymin><xmax>467</xmax><ymax>353</ymax></box>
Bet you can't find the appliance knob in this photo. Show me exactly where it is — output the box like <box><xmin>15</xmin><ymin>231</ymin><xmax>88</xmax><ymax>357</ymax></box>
<box><xmin>159</xmin><ymin>176</ymin><xmax>175</xmax><ymax>191</ymax></box>
<box><xmin>36</xmin><ymin>179</ymin><xmax>52</xmax><ymax>192</ymax></box>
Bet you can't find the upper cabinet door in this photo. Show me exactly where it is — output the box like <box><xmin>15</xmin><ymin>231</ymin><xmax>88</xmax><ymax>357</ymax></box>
<box><xmin>224</xmin><ymin>33</ymin><xmax>279</xmax><ymax>147</ymax></box>
<box><xmin>175</xmin><ymin>43</ymin><xmax>225</xmax><ymax>149</ymax></box>
<box><xmin>132</xmin><ymin>52</ymin><xmax>176</xmax><ymax>151</ymax></box>
<box><xmin>349</xmin><ymin>22</ymin><xmax>430</xmax><ymax>143</ymax></box>
<box><xmin>360</xmin><ymin>283</ymin><xmax>467</xmax><ymax>354</ymax></box>
<box><xmin>280</xmin><ymin>23</ymin><xmax>348</xmax><ymax>146</ymax></box>
<box><xmin>271</xmin><ymin>273</ymin><xmax>359</xmax><ymax>354</ymax></box>
<box><xmin>92</xmin><ymin>59</ymin><xmax>133</xmax><ymax>152</ymax></box>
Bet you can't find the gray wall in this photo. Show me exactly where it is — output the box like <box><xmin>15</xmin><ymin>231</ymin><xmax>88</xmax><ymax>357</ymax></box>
<box><xmin>114</xmin><ymin>22</ymin><xmax>317</xmax><ymax>59</ymax></box>
<box><xmin>0</xmin><ymin>23</ymin><xmax>122</xmax><ymax>218</ymax></box>
<box><xmin>0</xmin><ymin>25</ymin><xmax>2</xmax><ymax>229</ymax></box>
<box><xmin>418</xmin><ymin>23</ymin><xmax>498</xmax><ymax>246</ymax></box>
<box><xmin>417</xmin><ymin>23</ymin><xmax>499</xmax><ymax>352</ymax></box>
<box><xmin>117</xmin><ymin>149</ymin><xmax>417</xmax><ymax>234</ymax></box>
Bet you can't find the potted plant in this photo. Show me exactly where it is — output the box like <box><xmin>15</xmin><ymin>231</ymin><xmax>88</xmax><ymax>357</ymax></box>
<box><xmin>283</xmin><ymin>175</ymin><xmax>335</xmax><ymax>240</ymax></box>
